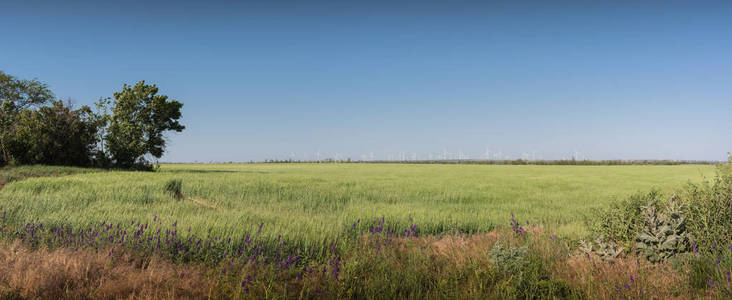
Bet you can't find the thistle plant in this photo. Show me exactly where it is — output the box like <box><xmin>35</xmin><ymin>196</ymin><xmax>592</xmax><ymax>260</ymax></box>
<box><xmin>579</xmin><ymin>235</ymin><xmax>624</xmax><ymax>263</ymax></box>
<box><xmin>635</xmin><ymin>196</ymin><xmax>689</xmax><ymax>263</ymax></box>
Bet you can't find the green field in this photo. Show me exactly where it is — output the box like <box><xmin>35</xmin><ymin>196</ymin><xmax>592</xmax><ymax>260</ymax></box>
<box><xmin>0</xmin><ymin>163</ymin><xmax>714</xmax><ymax>246</ymax></box>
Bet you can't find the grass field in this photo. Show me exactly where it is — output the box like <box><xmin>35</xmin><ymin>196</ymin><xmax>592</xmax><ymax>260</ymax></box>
<box><xmin>1</xmin><ymin>163</ymin><xmax>730</xmax><ymax>299</ymax></box>
<box><xmin>0</xmin><ymin>163</ymin><xmax>714</xmax><ymax>246</ymax></box>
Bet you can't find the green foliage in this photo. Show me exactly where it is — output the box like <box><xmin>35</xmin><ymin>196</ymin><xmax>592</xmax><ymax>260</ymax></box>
<box><xmin>675</xmin><ymin>253</ymin><xmax>732</xmax><ymax>296</ymax></box>
<box><xmin>635</xmin><ymin>196</ymin><xmax>689</xmax><ymax>263</ymax></box>
<box><xmin>165</xmin><ymin>179</ymin><xmax>184</xmax><ymax>200</ymax></box>
<box><xmin>0</xmin><ymin>71</ymin><xmax>55</xmax><ymax>166</ymax></box>
<box><xmin>591</xmin><ymin>163</ymin><xmax>730</xmax><ymax>262</ymax></box>
<box><xmin>590</xmin><ymin>190</ymin><xmax>663</xmax><ymax>244</ymax></box>
<box><xmin>7</xmin><ymin>100</ymin><xmax>99</xmax><ymax>166</ymax></box>
<box><xmin>685</xmin><ymin>255</ymin><xmax>718</xmax><ymax>290</ymax></box>
<box><xmin>490</xmin><ymin>242</ymin><xmax>582</xmax><ymax>299</ymax></box>
<box><xmin>677</xmin><ymin>165</ymin><xmax>732</xmax><ymax>253</ymax></box>
<box><xmin>105</xmin><ymin>81</ymin><xmax>184</xmax><ymax>168</ymax></box>
<box><xmin>578</xmin><ymin>235</ymin><xmax>624</xmax><ymax>263</ymax></box>
<box><xmin>491</xmin><ymin>242</ymin><xmax>530</xmax><ymax>275</ymax></box>
<box><xmin>0</xmin><ymin>71</ymin><xmax>184</xmax><ymax>170</ymax></box>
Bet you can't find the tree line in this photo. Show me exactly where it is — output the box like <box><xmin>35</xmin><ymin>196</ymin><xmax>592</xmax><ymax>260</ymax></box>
<box><xmin>0</xmin><ymin>71</ymin><xmax>184</xmax><ymax>170</ymax></box>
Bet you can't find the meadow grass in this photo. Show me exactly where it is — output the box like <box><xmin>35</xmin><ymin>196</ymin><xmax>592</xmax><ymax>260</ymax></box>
<box><xmin>0</xmin><ymin>163</ymin><xmax>729</xmax><ymax>299</ymax></box>
<box><xmin>0</xmin><ymin>163</ymin><xmax>713</xmax><ymax>251</ymax></box>
<box><xmin>0</xmin><ymin>165</ymin><xmax>100</xmax><ymax>184</ymax></box>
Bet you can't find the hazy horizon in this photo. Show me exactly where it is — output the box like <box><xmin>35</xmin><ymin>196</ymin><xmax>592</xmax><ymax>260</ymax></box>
<box><xmin>2</xmin><ymin>0</ymin><xmax>730</xmax><ymax>162</ymax></box>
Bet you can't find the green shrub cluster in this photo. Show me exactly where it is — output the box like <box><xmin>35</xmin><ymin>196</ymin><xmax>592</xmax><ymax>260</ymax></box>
<box><xmin>590</xmin><ymin>190</ymin><xmax>663</xmax><ymax>245</ymax></box>
<box><xmin>0</xmin><ymin>71</ymin><xmax>183</xmax><ymax>170</ymax></box>
<box><xmin>679</xmin><ymin>167</ymin><xmax>732</xmax><ymax>253</ymax></box>
<box><xmin>592</xmin><ymin>163</ymin><xmax>731</xmax><ymax>261</ymax></box>
<box><xmin>164</xmin><ymin>179</ymin><xmax>184</xmax><ymax>200</ymax></box>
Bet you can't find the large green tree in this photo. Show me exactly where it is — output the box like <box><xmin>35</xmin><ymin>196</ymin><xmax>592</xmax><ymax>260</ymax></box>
<box><xmin>0</xmin><ymin>71</ymin><xmax>55</xmax><ymax>165</ymax></box>
<box><xmin>105</xmin><ymin>80</ymin><xmax>184</xmax><ymax>168</ymax></box>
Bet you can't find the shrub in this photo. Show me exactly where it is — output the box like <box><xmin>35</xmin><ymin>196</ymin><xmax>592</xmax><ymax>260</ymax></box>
<box><xmin>590</xmin><ymin>190</ymin><xmax>663</xmax><ymax>244</ymax></box>
<box><xmin>678</xmin><ymin>165</ymin><xmax>731</xmax><ymax>253</ymax></box>
<box><xmin>165</xmin><ymin>179</ymin><xmax>183</xmax><ymax>200</ymax></box>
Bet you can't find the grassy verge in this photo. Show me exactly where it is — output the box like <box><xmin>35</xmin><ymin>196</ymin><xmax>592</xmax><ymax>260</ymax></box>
<box><xmin>1</xmin><ymin>219</ymin><xmax>729</xmax><ymax>299</ymax></box>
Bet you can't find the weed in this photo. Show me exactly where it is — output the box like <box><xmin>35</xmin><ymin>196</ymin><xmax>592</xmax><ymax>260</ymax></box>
<box><xmin>164</xmin><ymin>179</ymin><xmax>183</xmax><ymax>200</ymax></box>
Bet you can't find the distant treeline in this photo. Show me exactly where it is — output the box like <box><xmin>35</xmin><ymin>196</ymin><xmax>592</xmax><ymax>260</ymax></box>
<box><xmin>177</xmin><ymin>158</ymin><xmax>721</xmax><ymax>165</ymax></box>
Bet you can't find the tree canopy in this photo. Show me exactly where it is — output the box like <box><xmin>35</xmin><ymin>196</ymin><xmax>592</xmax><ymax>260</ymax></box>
<box><xmin>0</xmin><ymin>71</ymin><xmax>184</xmax><ymax>169</ymax></box>
<box><xmin>105</xmin><ymin>81</ymin><xmax>185</xmax><ymax>168</ymax></box>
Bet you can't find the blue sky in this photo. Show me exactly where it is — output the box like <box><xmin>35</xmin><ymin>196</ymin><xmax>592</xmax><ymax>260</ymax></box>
<box><xmin>2</xmin><ymin>0</ymin><xmax>730</xmax><ymax>162</ymax></box>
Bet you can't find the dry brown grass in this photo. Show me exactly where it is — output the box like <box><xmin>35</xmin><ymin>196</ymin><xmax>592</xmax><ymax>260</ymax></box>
<box><xmin>187</xmin><ymin>197</ymin><xmax>219</xmax><ymax>210</ymax></box>
<box><xmin>418</xmin><ymin>228</ymin><xmax>712</xmax><ymax>299</ymax></box>
<box><xmin>425</xmin><ymin>231</ymin><xmax>500</xmax><ymax>267</ymax></box>
<box><xmin>0</xmin><ymin>241</ymin><xmax>213</xmax><ymax>299</ymax></box>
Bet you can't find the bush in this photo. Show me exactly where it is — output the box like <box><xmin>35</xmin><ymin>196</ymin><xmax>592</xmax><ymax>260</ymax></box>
<box><xmin>8</xmin><ymin>101</ymin><xmax>99</xmax><ymax>166</ymax></box>
<box><xmin>165</xmin><ymin>179</ymin><xmax>183</xmax><ymax>200</ymax></box>
<box><xmin>590</xmin><ymin>190</ymin><xmax>663</xmax><ymax>244</ymax></box>
<box><xmin>678</xmin><ymin>165</ymin><xmax>731</xmax><ymax>253</ymax></box>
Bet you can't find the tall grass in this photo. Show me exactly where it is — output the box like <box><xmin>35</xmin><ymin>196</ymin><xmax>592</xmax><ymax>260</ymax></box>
<box><xmin>0</xmin><ymin>163</ymin><xmax>727</xmax><ymax>299</ymax></box>
<box><xmin>0</xmin><ymin>163</ymin><xmax>713</xmax><ymax>259</ymax></box>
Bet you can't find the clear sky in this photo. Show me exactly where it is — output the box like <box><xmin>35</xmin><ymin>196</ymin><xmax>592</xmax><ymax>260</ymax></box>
<box><xmin>2</xmin><ymin>0</ymin><xmax>730</xmax><ymax>162</ymax></box>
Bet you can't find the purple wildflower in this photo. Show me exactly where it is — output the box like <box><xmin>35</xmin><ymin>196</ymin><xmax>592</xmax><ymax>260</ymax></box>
<box><xmin>692</xmin><ymin>242</ymin><xmax>697</xmax><ymax>254</ymax></box>
<box><xmin>716</xmin><ymin>258</ymin><xmax>720</xmax><ymax>265</ymax></box>
<box><xmin>726</xmin><ymin>271</ymin><xmax>730</xmax><ymax>283</ymax></box>
<box><xmin>624</xmin><ymin>283</ymin><xmax>631</xmax><ymax>290</ymax></box>
<box><xmin>630</xmin><ymin>275</ymin><xmax>635</xmax><ymax>283</ymax></box>
<box><xmin>258</xmin><ymin>222</ymin><xmax>264</xmax><ymax>233</ymax></box>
